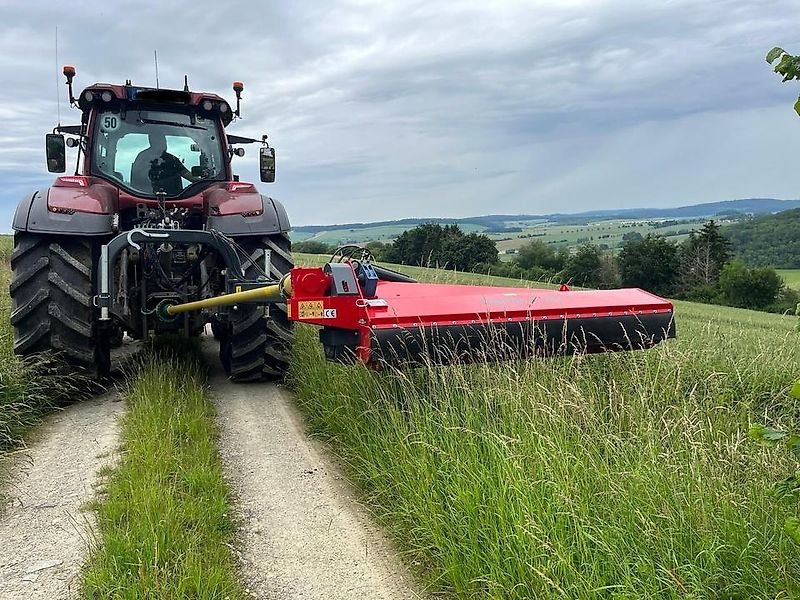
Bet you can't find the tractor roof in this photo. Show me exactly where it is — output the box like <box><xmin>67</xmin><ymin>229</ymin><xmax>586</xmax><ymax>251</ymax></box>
<box><xmin>78</xmin><ymin>83</ymin><xmax>235</xmax><ymax>126</ymax></box>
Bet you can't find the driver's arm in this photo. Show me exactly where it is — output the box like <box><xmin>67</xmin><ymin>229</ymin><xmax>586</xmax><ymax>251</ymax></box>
<box><xmin>168</xmin><ymin>153</ymin><xmax>202</xmax><ymax>182</ymax></box>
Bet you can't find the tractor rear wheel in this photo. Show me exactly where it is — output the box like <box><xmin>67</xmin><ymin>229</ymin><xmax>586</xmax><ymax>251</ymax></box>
<box><xmin>220</xmin><ymin>233</ymin><xmax>294</xmax><ymax>382</ymax></box>
<box><xmin>9</xmin><ymin>233</ymin><xmax>110</xmax><ymax>377</ymax></box>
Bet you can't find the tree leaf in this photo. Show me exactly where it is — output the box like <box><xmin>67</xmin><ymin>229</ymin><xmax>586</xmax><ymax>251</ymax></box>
<box><xmin>762</xmin><ymin>427</ymin><xmax>789</xmax><ymax>442</ymax></box>
<box><xmin>767</xmin><ymin>47</ymin><xmax>786</xmax><ymax>64</ymax></box>
<box><xmin>784</xmin><ymin>516</ymin><xmax>800</xmax><ymax>545</ymax></box>
<box><xmin>794</xmin><ymin>96</ymin><xmax>800</xmax><ymax>118</ymax></box>
<box><xmin>791</xmin><ymin>380</ymin><xmax>800</xmax><ymax>401</ymax></box>
<box><xmin>789</xmin><ymin>437</ymin><xmax>800</xmax><ymax>458</ymax></box>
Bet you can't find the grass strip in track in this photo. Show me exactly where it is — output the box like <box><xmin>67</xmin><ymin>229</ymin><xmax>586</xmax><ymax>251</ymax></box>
<box><xmin>82</xmin><ymin>342</ymin><xmax>244</xmax><ymax>599</ymax></box>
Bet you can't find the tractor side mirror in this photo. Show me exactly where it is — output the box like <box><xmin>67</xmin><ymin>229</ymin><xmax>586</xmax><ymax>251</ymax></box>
<box><xmin>259</xmin><ymin>147</ymin><xmax>276</xmax><ymax>183</ymax></box>
<box><xmin>45</xmin><ymin>133</ymin><xmax>66</xmax><ymax>173</ymax></box>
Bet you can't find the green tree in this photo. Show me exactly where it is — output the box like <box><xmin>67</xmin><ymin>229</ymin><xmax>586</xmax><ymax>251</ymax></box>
<box><xmin>718</xmin><ymin>260</ymin><xmax>784</xmax><ymax>310</ymax></box>
<box><xmin>385</xmin><ymin>224</ymin><xmax>497</xmax><ymax>270</ymax></box>
<box><xmin>293</xmin><ymin>240</ymin><xmax>335</xmax><ymax>255</ymax></box>
<box><xmin>363</xmin><ymin>240</ymin><xmax>391</xmax><ymax>261</ymax></box>
<box><xmin>617</xmin><ymin>235</ymin><xmax>679</xmax><ymax>296</ymax></box>
<box><xmin>385</xmin><ymin>223</ymin><xmax>461</xmax><ymax>266</ymax></box>
<box><xmin>514</xmin><ymin>240</ymin><xmax>566</xmax><ymax>272</ymax></box>
<box><xmin>563</xmin><ymin>244</ymin><xmax>603</xmax><ymax>287</ymax></box>
<box><xmin>440</xmin><ymin>233</ymin><xmax>499</xmax><ymax>271</ymax></box>
<box><xmin>767</xmin><ymin>47</ymin><xmax>800</xmax><ymax>115</ymax></box>
<box><xmin>678</xmin><ymin>220</ymin><xmax>731</xmax><ymax>293</ymax></box>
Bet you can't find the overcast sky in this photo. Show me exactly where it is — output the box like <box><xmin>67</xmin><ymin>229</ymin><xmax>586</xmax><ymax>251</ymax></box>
<box><xmin>1</xmin><ymin>0</ymin><xmax>800</xmax><ymax>226</ymax></box>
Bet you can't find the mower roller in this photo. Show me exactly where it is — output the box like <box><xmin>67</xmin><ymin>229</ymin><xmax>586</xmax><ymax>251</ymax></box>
<box><xmin>10</xmin><ymin>67</ymin><xmax>675</xmax><ymax>379</ymax></box>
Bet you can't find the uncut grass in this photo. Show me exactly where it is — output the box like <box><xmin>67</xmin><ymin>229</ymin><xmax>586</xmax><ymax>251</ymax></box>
<box><xmin>290</xmin><ymin>275</ymin><xmax>800</xmax><ymax>598</ymax></box>
<box><xmin>82</xmin><ymin>341</ymin><xmax>245</xmax><ymax>600</ymax></box>
<box><xmin>0</xmin><ymin>239</ymin><xmax>86</xmax><ymax>455</ymax></box>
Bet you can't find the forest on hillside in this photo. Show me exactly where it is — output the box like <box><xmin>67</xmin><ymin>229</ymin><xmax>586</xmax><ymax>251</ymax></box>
<box><xmin>726</xmin><ymin>208</ymin><xmax>800</xmax><ymax>268</ymax></box>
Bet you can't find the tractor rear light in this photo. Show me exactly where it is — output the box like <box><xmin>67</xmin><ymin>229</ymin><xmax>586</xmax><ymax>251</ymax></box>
<box><xmin>49</xmin><ymin>206</ymin><xmax>76</xmax><ymax>215</ymax></box>
<box><xmin>83</xmin><ymin>90</ymin><xmax>94</xmax><ymax>102</ymax></box>
<box><xmin>202</xmin><ymin>99</ymin><xmax>213</xmax><ymax>111</ymax></box>
<box><xmin>101</xmin><ymin>90</ymin><xmax>113</xmax><ymax>102</ymax></box>
<box><xmin>227</xmin><ymin>182</ymin><xmax>257</xmax><ymax>194</ymax></box>
<box><xmin>241</xmin><ymin>209</ymin><xmax>262</xmax><ymax>217</ymax></box>
<box><xmin>54</xmin><ymin>176</ymin><xmax>89</xmax><ymax>187</ymax></box>
<box><xmin>219</xmin><ymin>103</ymin><xmax>229</xmax><ymax>113</ymax></box>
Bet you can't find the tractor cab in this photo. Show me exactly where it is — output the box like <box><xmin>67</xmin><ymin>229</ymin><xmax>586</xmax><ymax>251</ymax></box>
<box><xmin>45</xmin><ymin>69</ymin><xmax>276</xmax><ymax>202</ymax></box>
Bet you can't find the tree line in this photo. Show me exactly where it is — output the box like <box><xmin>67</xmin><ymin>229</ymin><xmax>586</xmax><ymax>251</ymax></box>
<box><xmin>293</xmin><ymin>221</ymin><xmax>798</xmax><ymax>314</ymax></box>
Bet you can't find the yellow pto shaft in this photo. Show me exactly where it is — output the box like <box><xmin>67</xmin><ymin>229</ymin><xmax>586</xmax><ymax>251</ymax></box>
<box><xmin>161</xmin><ymin>277</ymin><xmax>292</xmax><ymax>318</ymax></box>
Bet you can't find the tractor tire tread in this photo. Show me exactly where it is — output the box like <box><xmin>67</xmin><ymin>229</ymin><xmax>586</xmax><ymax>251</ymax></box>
<box><xmin>10</xmin><ymin>233</ymin><xmax>109</xmax><ymax>377</ymax></box>
<box><xmin>223</xmin><ymin>233</ymin><xmax>294</xmax><ymax>382</ymax></box>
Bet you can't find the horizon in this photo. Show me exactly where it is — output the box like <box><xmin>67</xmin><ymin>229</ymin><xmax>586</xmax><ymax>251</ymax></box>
<box><xmin>289</xmin><ymin>196</ymin><xmax>800</xmax><ymax>228</ymax></box>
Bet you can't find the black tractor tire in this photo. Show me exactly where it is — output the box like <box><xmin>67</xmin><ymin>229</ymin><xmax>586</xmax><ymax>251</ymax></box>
<box><xmin>220</xmin><ymin>233</ymin><xmax>295</xmax><ymax>382</ymax></box>
<box><xmin>9</xmin><ymin>233</ymin><xmax>111</xmax><ymax>378</ymax></box>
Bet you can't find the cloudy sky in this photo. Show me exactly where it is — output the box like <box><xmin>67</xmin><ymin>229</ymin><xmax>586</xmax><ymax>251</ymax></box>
<box><xmin>1</xmin><ymin>0</ymin><xmax>800</xmax><ymax>226</ymax></box>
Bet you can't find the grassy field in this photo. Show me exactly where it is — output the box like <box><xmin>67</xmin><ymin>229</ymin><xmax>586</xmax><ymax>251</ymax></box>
<box><xmin>777</xmin><ymin>269</ymin><xmax>800</xmax><ymax>290</ymax></box>
<box><xmin>295</xmin><ymin>222</ymin><xmax>489</xmax><ymax>246</ymax></box>
<box><xmin>82</xmin><ymin>342</ymin><xmax>245</xmax><ymax>599</ymax></box>
<box><xmin>289</xmin><ymin>258</ymin><xmax>800</xmax><ymax>598</ymax></box>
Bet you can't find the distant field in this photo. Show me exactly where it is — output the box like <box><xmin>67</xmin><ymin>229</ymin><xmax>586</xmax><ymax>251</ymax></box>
<box><xmin>293</xmin><ymin>222</ymin><xmax>488</xmax><ymax>245</ymax></box>
<box><xmin>492</xmin><ymin>218</ymin><xmax>705</xmax><ymax>253</ymax></box>
<box><xmin>777</xmin><ymin>269</ymin><xmax>800</xmax><ymax>290</ymax></box>
<box><xmin>291</xmin><ymin>216</ymin><xmax>727</xmax><ymax>254</ymax></box>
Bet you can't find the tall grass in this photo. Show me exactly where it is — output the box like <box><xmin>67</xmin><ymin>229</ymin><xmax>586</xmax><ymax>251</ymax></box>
<box><xmin>289</xmin><ymin>266</ymin><xmax>800</xmax><ymax>598</ymax></box>
<box><xmin>82</xmin><ymin>340</ymin><xmax>245</xmax><ymax>599</ymax></box>
<box><xmin>0</xmin><ymin>235</ymin><xmax>88</xmax><ymax>453</ymax></box>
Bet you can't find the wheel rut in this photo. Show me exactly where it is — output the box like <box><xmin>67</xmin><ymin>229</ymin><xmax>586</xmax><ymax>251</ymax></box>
<box><xmin>205</xmin><ymin>339</ymin><xmax>421</xmax><ymax>599</ymax></box>
<box><xmin>0</xmin><ymin>391</ymin><xmax>125</xmax><ymax>599</ymax></box>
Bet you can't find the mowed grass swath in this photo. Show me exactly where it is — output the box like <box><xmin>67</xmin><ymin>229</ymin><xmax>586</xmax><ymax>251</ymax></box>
<box><xmin>289</xmin><ymin>263</ymin><xmax>800</xmax><ymax>598</ymax></box>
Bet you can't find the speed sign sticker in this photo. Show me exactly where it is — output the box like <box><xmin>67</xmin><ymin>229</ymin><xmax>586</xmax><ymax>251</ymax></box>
<box><xmin>100</xmin><ymin>114</ymin><xmax>120</xmax><ymax>132</ymax></box>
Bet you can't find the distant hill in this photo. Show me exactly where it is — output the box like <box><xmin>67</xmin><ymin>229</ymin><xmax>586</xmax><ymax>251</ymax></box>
<box><xmin>293</xmin><ymin>198</ymin><xmax>800</xmax><ymax>234</ymax></box>
<box><xmin>726</xmin><ymin>208</ymin><xmax>800</xmax><ymax>268</ymax></box>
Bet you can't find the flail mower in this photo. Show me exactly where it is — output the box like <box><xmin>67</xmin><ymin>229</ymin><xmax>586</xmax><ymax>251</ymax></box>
<box><xmin>10</xmin><ymin>68</ymin><xmax>675</xmax><ymax>380</ymax></box>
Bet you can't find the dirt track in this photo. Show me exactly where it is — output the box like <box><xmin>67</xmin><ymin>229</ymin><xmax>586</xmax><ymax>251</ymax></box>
<box><xmin>205</xmin><ymin>340</ymin><xmax>421</xmax><ymax>599</ymax></box>
<box><xmin>0</xmin><ymin>392</ymin><xmax>124</xmax><ymax>599</ymax></box>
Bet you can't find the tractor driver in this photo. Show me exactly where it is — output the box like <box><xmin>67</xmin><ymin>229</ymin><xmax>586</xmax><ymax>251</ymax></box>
<box><xmin>131</xmin><ymin>132</ymin><xmax>200</xmax><ymax>195</ymax></box>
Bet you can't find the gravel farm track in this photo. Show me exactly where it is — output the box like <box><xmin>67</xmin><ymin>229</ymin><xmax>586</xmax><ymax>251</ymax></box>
<box><xmin>0</xmin><ymin>337</ymin><xmax>420</xmax><ymax>600</ymax></box>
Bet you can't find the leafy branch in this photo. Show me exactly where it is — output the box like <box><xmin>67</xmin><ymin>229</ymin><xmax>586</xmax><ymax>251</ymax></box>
<box><xmin>766</xmin><ymin>47</ymin><xmax>800</xmax><ymax>116</ymax></box>
<box><xmin>749</xmin><ymin>380</ymin><xmax>800</xmax><ymax>545</ymax></box>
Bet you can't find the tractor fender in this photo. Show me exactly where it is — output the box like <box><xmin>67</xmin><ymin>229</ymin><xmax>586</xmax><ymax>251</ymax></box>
<box><xmin>12</xmin><ymin>188</ymin><xmax>114</xmax><ymax>236</ymax></box>
<box><xmin>206</xmin><ymin>195</ymin><xmax>291</xmax><ymax>237</ymax></box>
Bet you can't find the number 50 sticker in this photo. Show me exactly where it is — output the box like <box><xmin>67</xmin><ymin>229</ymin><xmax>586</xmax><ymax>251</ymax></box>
<box><xmin>100</xmin><ymin>114</ymin><xmax>120</xmax><ymax>132</ymax></box>
<box><xmin>323</xmin><ymin>308</ymin><xmax>337</xmax><ymax>319</ymax></box>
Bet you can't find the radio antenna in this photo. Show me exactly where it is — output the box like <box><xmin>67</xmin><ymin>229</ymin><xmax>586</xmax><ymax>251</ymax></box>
<box><xmin>154</xmin><ymin>50</ymin><xmax>159</xmax><ymax>88</ymax></box>
<box><xmin>55</xmin><ymin>26</ymin><xmax>61</xmax><ymax>126</ymax></box>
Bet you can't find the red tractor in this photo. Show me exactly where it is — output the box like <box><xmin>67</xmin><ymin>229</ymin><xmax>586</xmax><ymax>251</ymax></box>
<box><xmin>12</xmin><ymin>67</ymin><xmax>292</xmax><ymax>380</ymax></box>
<box><xmin>11</xmin><ymin>67</ymin><xmax>676</xmax><ymax>380</ymax></box>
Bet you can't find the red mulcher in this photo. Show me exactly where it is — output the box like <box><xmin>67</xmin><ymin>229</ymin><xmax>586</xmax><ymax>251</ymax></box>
<box><xmin>287</xmin><ymin>262</ymin><xmax>674</xmax><ymax>367</ymax></box>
